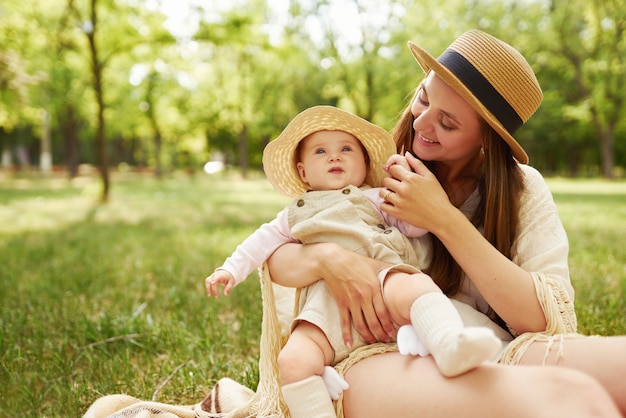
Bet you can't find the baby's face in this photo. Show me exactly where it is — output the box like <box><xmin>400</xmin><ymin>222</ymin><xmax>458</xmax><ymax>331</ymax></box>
<box><xmin>296</xmin><ymin>130</ymin><xmax>368</xmax><ymax>192</ymax></box>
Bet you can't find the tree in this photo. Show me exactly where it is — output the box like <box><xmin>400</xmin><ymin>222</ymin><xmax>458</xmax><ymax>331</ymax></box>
<box><xmin>0</xmin><ymin>0</ymin><xmax>53</xmax><ymax>170</ymax></box>
<box><xmin>82</xmin><ymin>0</ymin><xmax>110</xmax><ymax>199</ymax></box>
<box><xmin>1</xmin><ymin>0</ymin><xmax>623</xmax><ymax>179</ymax></box>
<box><xmin>194</xmin><ymin>1</ymin><xmax>292</xmax><ymax>176</ymax></box>
<box><xmin>64</xmin><ymin>0</ymin><xmax>176</xmax><ymax>199</ymax></box>
<box><xmin>546</xmin><ymin>0</ymin><xmax>626</xmax><ymax>178</ymax></box>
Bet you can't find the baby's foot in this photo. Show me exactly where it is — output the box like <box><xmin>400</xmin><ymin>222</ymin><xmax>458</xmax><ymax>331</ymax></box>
<box><xmin>434</xmin><ymin>327</ymin><xmax>501</xmax><ymax>377</ymax></box>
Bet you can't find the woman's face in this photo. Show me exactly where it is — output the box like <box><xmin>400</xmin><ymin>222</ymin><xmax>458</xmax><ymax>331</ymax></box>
<box><xmin>410</xmin><ymin>72</ymin><xmax>484</xmax><ymax>166</ymax></box>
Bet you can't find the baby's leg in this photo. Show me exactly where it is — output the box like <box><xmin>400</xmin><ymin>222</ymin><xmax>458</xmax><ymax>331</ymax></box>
<box><xmin>383</xmin><ymin>270</ymin><xmax>500</xmax><ymax>377</ymax></box>
<box><xmin>278</xmin><ymin>321</ymin><xmax>334</xmax><ymax>384</ymax></box>
<box><xmin>279</xmin><ymin>321</ymin><xmax>338</xmax><ymax>418</ymax></box>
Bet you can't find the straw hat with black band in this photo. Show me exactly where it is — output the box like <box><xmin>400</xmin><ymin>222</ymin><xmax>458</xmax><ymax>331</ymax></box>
<box><xmin>408</xmin><ymin>29</ymin><xmax>543</xmax><ymax>164</ymax></box>
<box><xmin>263</xmin><ymin>106</ymin><xmax>397</xmax><ymax>198</ymax></box>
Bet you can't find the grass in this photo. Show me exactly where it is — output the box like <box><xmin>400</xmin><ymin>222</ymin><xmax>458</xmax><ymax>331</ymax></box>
<box><xmin>0</xmin><ymin>171</ymin><xmax>624</xmax><ymax>416</ymax></box>
<box><xmin>547</xmin><ymin>178</ymin><xmax>626</xmax><ymax>335</ymax></box>
<box><xmin>0</xmin><ymin>170</ymin><xmax>292</xmax><ymax>416</ymax></box>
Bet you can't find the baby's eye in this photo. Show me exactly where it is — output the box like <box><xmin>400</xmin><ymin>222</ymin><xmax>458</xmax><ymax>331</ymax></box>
<box><xmin>315</xmin><ymin>148</ymin><xmax>326</xmax><ymax>155</ymax></box>
<box><xmin>341</xmin><ymin>146</ymin><xmax>352</xmax><ymax>152</ymax></box>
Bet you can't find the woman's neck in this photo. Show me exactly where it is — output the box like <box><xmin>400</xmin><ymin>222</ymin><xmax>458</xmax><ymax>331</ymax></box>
<box><xmin>434</xmin><ymin>152</ymin><xmax>483</xmax><ymax>207</ymax></box>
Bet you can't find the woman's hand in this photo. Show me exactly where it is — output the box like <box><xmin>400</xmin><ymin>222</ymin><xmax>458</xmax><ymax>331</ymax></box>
<box><xmin>381</xmin><ymin>153</ymin><xmax>452</xmax><ymax>232</ymax></box>
<box><xmin>267</xmin><ymin>242</ymin><xmax>394</xmax><ymax>346</ymax></box>
<box><xmin>317</xmin><ymin>243</ymin><xmax>395</xmax><ymax>345</ymax></box>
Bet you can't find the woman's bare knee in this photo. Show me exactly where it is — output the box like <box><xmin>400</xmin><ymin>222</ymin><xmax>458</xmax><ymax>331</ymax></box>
<box><xmin>538</xmin><ymin>368</ymin><xmax>620</xmax><ymax>416</ymax></box>
<box><xmin>492</xmin><ymin>366</ymin><xmax>620</xmax><ymax>418</ymax></box>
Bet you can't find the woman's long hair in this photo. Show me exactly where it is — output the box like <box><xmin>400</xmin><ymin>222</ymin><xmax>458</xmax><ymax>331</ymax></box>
<box><xmin>391</xmin><ymin>93</ymin><xmax>525</xmax><ymax>297</ymax></box>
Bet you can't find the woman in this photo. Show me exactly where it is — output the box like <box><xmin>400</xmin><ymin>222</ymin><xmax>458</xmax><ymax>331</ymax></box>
<box><xmin>267</xmin><ymin>29</ymin><xmax>626</xmax><ymax>416</ymax></box>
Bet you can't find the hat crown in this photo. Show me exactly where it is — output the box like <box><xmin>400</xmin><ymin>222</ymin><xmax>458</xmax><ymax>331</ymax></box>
<box><xmin>448</xmin><ymin>30</ymin><xmax>542</xmax><ymax>124</ymax></box>
<box><xmin>262</xmin><ymin>106</ymin><xmax>396</xmax><ymax>197</ymax></box>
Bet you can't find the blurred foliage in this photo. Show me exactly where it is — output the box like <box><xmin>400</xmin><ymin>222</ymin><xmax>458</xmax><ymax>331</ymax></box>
<box><xmin>0</xmin><ymin>0</ymin><xmax>625</xmax><ymax>191</ymax></box>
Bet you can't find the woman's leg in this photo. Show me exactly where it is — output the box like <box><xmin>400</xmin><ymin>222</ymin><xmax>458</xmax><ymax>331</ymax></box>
<box><xmin>519</xmin><ymin>335</ymin><xmax>626</xmax><ymax>415</ymax></box>
<box><xmin>342</xmin><ymin>352</ymin><xmax>621</xmax><ymax>418</ymax></box>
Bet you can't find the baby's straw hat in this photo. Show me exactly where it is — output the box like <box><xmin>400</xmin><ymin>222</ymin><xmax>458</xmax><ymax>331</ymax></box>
<box><xmin>408</xmin><ymin>29</ymin><xmax>543</xmax><ymax>164</ymax></box>
<box><xmin>263</xmin><ymin>106</ymin><xmax>396</xmax><ymax>197</ymax></box>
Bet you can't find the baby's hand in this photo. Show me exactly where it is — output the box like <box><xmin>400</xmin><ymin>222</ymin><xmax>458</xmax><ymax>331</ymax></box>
<box><xmin>383</xmin><ymin>153</ymin><xmax>412</xmax><ymax>173</ymax></box>
<box><xmin>205</xmin><ymin>269</ymin><xmax>236</xmax><ymax>298</ymax></box>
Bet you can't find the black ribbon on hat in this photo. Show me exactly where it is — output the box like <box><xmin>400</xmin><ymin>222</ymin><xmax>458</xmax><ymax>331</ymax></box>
<box><xmin>437</xmin><ymin>49</ymin><xmax>523</xmax><ymax>135</ymax></box>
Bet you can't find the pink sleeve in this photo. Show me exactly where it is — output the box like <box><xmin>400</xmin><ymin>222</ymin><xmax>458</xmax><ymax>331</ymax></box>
<box><xmin>219</xmin><ymin>208</ymin><xmax>296</xmax><ymax>285</ymax></box>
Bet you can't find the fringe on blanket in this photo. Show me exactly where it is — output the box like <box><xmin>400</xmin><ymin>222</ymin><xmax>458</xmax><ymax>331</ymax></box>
<box><xmin>82</xmin><ymin>377</ymin><xmax>255</xmax><ymax>418</ymax></box>
<box><xmin>500</xmin><ymin>272</ymin><xmax>579</xmax><ymax>364</ymax></box>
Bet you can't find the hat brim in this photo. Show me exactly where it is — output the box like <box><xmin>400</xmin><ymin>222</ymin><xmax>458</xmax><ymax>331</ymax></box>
<box><xmin>408</xmin><ymin>42</ymin><xmax>529</xmax><ymax>164</ymax></box>
<box><xmin>263</xmin><ymin>106</ymin><xmax>397</xmax><ymax>197</ymax></box>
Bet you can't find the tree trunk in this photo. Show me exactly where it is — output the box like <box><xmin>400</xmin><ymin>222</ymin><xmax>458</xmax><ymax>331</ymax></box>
<box><xmin>598</xmin><ymin>129</ymin><xmax>615</xmax><ymax>179</ymax></box>
<box><xmin>153</xmin><ymin>130</ymin><xmax>162</xmax><ymax>178</ymax></box>
<box><xmin>146</xmin><ymin>72</ymin><xmax>163</xmax><ymax>178</ymax></box>
<box><xmin>238</xmin><ymin>124</ymin><xmax>248</xmax><ymax>178</ymax></box>
<box><xmin>62</xmin><ymin>105</ymin><xmax>80</xmax><ymax>179</ymax></box>
<box><xmin>87</xmin><ymin>0</ymin><xmax>110</xmax><ymax>202</ymax></box>
<box><xmin>40</xmin><ymin>110</ymin><xmax>52</xmax><ymax>175</ymax></box>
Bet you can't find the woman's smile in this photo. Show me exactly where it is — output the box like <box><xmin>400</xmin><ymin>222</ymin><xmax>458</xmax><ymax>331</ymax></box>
<box><xmin>417</xmin><ymin>132</ymin><xmax>439</xmax><ymax>146</ymax></box>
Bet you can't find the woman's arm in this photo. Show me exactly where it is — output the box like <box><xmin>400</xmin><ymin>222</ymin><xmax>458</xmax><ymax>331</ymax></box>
<box><xmin>382</xmin><ymin>154</ymin><xmax>546</xmax><ymax>333</ymax></box>
<box><xmin>266</xmin><ymin>242</ymin><xmax>395</xmax><ymax>345</ymax></box>
<box><xmin>431</xmin><ymin>205</ymin><xmax>545</xmax><ymax>333</ymax></box>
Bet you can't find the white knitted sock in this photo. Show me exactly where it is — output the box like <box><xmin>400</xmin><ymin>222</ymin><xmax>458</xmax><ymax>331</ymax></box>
<box><xmin>282</xmin><ymin>375</ymin><xmax>336</xmax><ymax>418</ymax></box>
<box><xmin>410</xmin><ymin>292</ymin><xmax>501</xmax><ymax>377</ymax></box>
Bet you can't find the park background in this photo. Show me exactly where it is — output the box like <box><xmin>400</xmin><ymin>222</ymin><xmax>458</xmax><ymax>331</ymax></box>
<box><xmin>1</xmin><ymin>0</ymin><xmax>625</xmax><ymax>416</ymax></box>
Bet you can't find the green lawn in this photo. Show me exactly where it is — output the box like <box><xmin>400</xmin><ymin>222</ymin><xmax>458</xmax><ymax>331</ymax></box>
<box><xmin>547</xmin><ymin>178</ymin><xmax>626</xmax><ymax>335</ymax></box>
<box><xmin>0</xmin><ymin>171</ymin><xmax>624</xmax><ymax>416</ymax></box>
